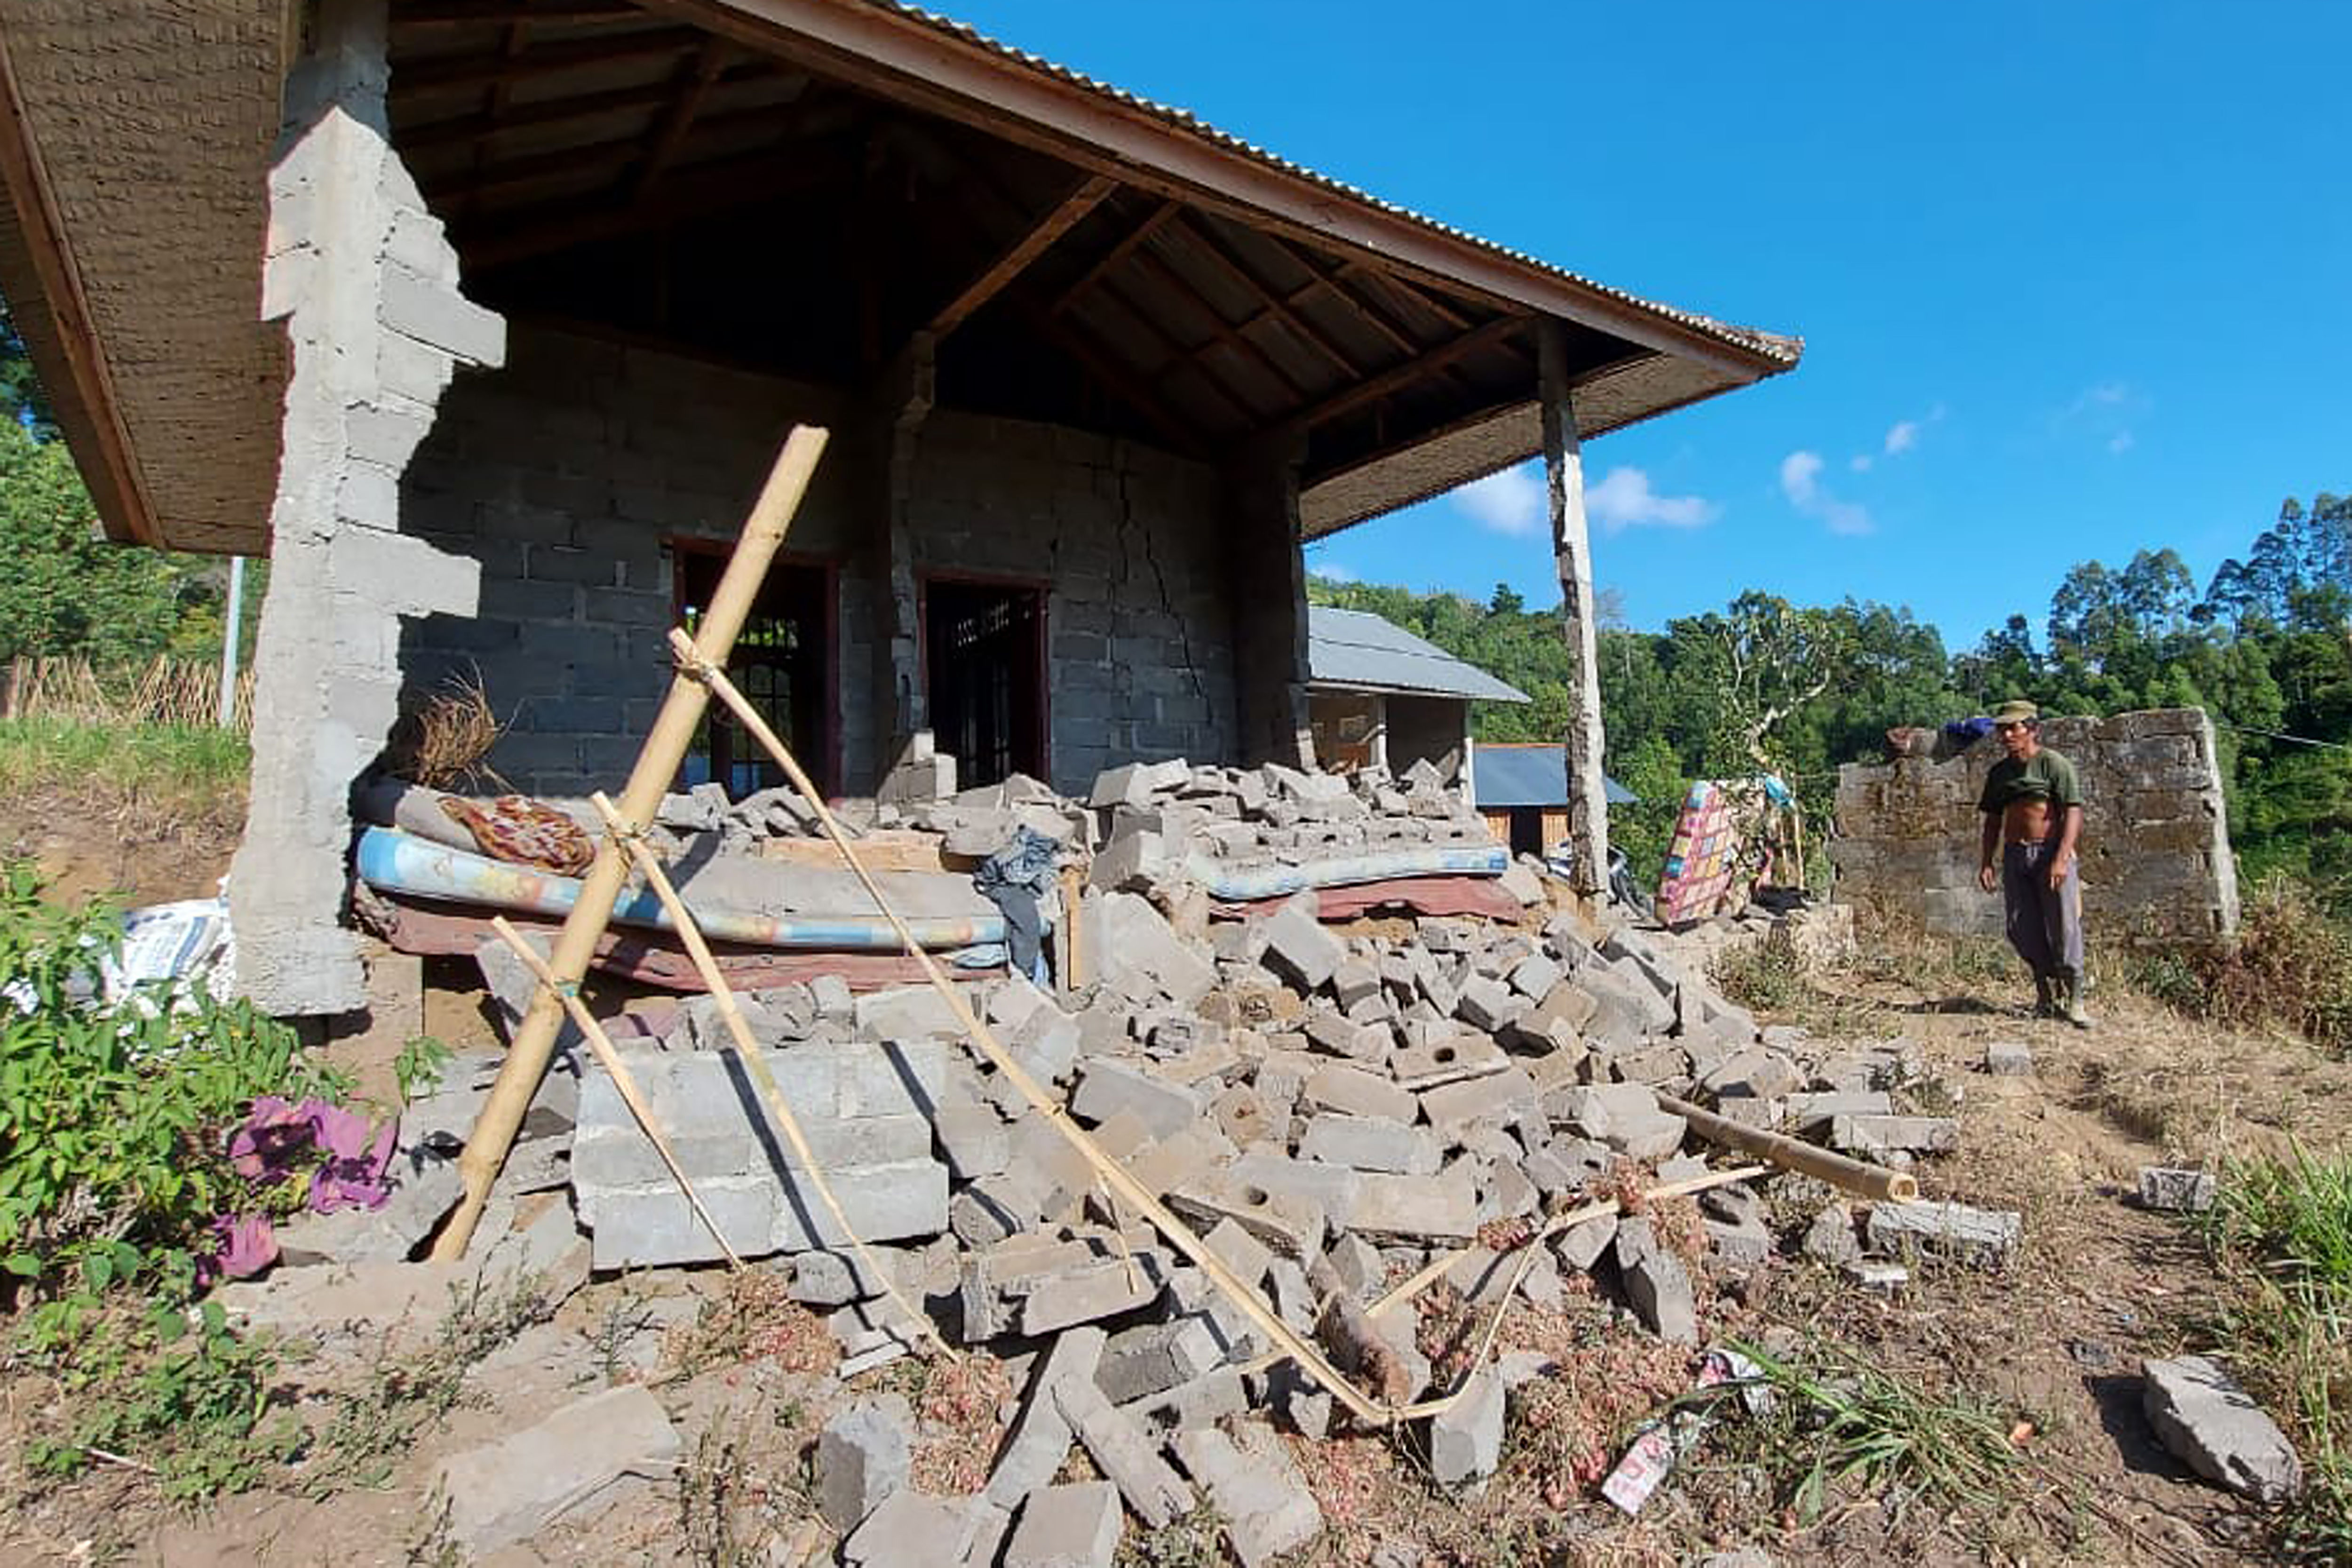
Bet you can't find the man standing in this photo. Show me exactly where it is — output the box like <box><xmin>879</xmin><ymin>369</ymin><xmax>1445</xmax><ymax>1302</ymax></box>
<box><xmin>1976</xmin><ymin>700</ymin><xmax>2091</xmax><ymax>1027</ymax></box>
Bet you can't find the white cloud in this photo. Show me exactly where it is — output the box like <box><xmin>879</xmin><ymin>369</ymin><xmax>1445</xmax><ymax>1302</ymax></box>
<box><xmin>1883</xmin><ymin>420</ymin><xmax>1920</xmax><ymax>455</ymax></box>
<box><xmin>2058</xmin><ymin>382</ymin><xmax>2145</xmax><ymax>455</ymax></box>
<box><xmin>1585</xmin><ymin>465</ymin><xmax>1718</xmax><ymax>532</ymax></box>
<box><xmin>1308</xmin><ymin>560</ymin><xmax>1358</xmax><ymax>582</ymax></box>
<box><xmin>1780</xmin><ymin>449</ymin><xmax>1873</xmax><ymax>536</ymax></box>
<box><xmin>1849</xmin><ymin>454</ymin><xmax>1874</xmax><ymax>473</ymax></box>
<box><xmin>2107</xmin><ymin>431</ymin><xmax>2135</xmax><ymax>455</ymax></box>
<box><xmin>1452</xmin><ymin>463</ymin><xmax>1545</xmax><ymax>536</ymax></box>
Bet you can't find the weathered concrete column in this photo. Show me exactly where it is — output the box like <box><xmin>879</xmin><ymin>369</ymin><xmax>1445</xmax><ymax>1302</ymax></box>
<box><xmin>1539</xmin><ymin>321</ymin><xmax>1609</xmax><ymax>894</ymax></box>
<box><xmin>227</xmin><ymin>0</ymin><xmax>505</xmax><ymax>1014</ymax></box>
<box><xmin>858</xmin><ymin>336</ymin><xmax>934</xmax><ymax>789</ymax></box>
<box><xmin>1226</xmin><ymin>455</ymin><xmax>1314</xmax><ymax>769</ymax></box>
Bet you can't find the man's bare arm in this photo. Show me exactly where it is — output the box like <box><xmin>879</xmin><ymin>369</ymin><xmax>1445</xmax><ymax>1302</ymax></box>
<box><xmin>1978</xmin><ymin>812</ymin><xmax>2001</xmax><ymax>892</ymax></box>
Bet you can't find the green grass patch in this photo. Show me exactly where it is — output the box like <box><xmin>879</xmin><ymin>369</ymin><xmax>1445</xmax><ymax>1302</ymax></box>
<box><xmin>2195</xmin><ymin>1148</ymin><xmax>2352</xmax><ymax>1562</ymax></box>
<box><xmin>0</xmin><ymin>716</ymin><xmax>248</xmax><ymax>821</ymax></box>
<box><xmin>1728</xmin><ymin>1338</ymin><xmax>2023</xmax><ymax>1524</ymax></box>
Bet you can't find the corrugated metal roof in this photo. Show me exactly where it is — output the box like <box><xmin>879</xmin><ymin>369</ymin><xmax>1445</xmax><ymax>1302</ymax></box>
<box><xmin>1306</xmin><ymin>606</ymin><xmax>1531</xmax><ymax>703</ymax></box>
<box><xmin>1472</xmin><ymin>744</ymin><xmax>1638</xmax><ymax>808</ymax></box>
<box><xmin>869</xmin><ymin>2</ymin><xmax>1801</xmax><ymax>368</ymax></box>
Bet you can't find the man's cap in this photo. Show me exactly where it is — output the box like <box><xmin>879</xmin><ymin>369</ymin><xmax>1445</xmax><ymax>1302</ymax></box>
<box><xmin>1992</xmin><ymin>699</ymin><xmax>2040</xmax><ymax>726</ymax></box>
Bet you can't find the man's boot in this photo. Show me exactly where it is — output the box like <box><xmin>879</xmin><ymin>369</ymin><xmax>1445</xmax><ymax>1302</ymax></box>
<box><xmin>2033</xmin><ymin>973</ymin><xmax>2056</xmax><ymax>1019</ymax></box>
<box><xmin>2055</xmin><ymin>970</ymin><xmax>2092</xmax><ymax>1030</ymax></box>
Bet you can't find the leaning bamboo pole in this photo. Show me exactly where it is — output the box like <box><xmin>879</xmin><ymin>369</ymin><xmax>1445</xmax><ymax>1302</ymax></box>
<box><xmin>585</xmin><ymin>791</ymin><xmax>952</xmax><ymax>1359</ymax></box>
<box><xmin>1655</xmin><ymin>1091</ymin><xmax>1918</xmax><ymax>1202</ymax></box>
<box><xmin>485</xmin><ymin>917</ymin><xmax>745</xmax><ymax>1271</ymax></box>
<box><xmin>432</xmin><ymin>426</ymin><xmax>829</xmax><ymax>1262</ymax></box>
<box><xmin>671</xmin><ymin>629</ymin><xmax>1415</xmax><ymax>1428</ymax></box>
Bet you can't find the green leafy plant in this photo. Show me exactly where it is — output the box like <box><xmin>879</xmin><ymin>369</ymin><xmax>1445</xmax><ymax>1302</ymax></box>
<box><xmin>394</xmin><ymin>1034</ymin><xmax>454</xmax><ymax>1105</ymax></box>
<box><xmin>23</xmin><ymin>1297</ymin><xmax>302</xmax><ymax>1502</ymax></box>
<box><xmin>1729</xmin><ymin>1338</ymin><xmax>2021</xmax><ymax>1523</ymax></box>
<box><xmin>0</xmin><ymin>860</ymin><xmax>351</xmax><ymax>1298</ymax></box>
<box><xmin>2193</xmin><ymin>1147</ymin><xmax>2352</xmax><ymax>1563</ymax></box>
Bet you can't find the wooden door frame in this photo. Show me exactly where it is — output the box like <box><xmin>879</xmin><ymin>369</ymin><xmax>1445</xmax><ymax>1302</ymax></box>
<box><xmin>915</xmin><ymin>567</ymin><xmax>1053</xmax><ymax>785</ymax></box>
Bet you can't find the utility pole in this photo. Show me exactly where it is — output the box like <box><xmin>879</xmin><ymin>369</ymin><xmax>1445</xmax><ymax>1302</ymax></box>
<box><xmin>217</xmin><ymin>555</ymin><xmax>246</xmax><ymax>728</ymax></box>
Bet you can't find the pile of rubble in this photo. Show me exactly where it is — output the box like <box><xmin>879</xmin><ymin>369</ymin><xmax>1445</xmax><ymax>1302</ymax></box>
<box><xmin>247</xmin><ymin>755</ymin><xmax>2028</xmax><ymax>1562</ymax></box>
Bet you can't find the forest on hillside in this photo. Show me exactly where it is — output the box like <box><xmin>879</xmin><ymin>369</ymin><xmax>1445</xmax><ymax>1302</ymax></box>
<box><xmin>1310</xmin><ymin>494</ymin><xmax>2352</xmax><ymax>909</ymax></box>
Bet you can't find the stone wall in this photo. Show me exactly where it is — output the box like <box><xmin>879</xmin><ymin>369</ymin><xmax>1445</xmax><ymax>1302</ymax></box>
<box><xmin>1828</xmin><ymin>708</ymin><xmax>2239</xmax><ymax>948</ymax></box>
<box><xmin>401</xmin><ymin>323</ymin><xmax>1242</xmax><ymax>798</ymax></box>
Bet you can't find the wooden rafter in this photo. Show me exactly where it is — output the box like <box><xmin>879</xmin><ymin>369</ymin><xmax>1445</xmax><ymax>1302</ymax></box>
<box><xmin>1123</xmin><ymin>242</ymin><xmax>1311</xmax><ymax>402</ymax></box>
<box><xmin>918</xmin><ymin>172</ymin><xmax>1115</xmax><ymax>337</ymax></box>
<box><xmin>631</xmin><ymin>42</ymin><xmax>732</xmax><ymax>199</ymax></box>
<box><xmin>1168</xmin><ymin>212</ymin><xmax>1363</xmax><ymax>383</ymax></box>
<box><xmin>1014</xmin><ymin>301</ymin><xmax>1208</xmax><ymax>456</ymax></box>
<box><xmin>389</xmin><ymin>26</ymin><xmax>705</xmax><ymax>96</ymax></box>
<box><xmin>401</xmin><ymin>77</ymin><xmax>699</xmax><ymax>151</ymax></box>
<box><xmin>421</xmin><ymin>99</ymin><xmax>794</xmax><ymax>204</ymax></box>
<box><xmin>391</xmin><ymin>0</ymin><xmax>636</xmax><ymax>26</ymax></box>
<box><xmin>1270</xmin><ymin>313</ymin><xmax>1530</xmax><ymax>444</ymax></box>
<box><xmin>1044</xmin><ymin>198</ymin><xmax>1179</xmax><ymax>316</ymax></box>
<box><xmin>460</xmin><ymin>140</ymin><xmax>848</xmax><ymax>266</ymax></box>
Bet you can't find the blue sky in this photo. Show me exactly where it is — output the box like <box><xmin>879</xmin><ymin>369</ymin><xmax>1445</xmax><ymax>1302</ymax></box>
<box><xmin>944</xmin><ymin>0</ymin><xmax>2350</xmax><ymax>652</ymax></box>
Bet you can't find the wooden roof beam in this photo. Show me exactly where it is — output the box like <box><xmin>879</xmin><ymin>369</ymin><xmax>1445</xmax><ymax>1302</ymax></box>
<box><xmin>1013</xmin><ymin>300</ymin><xmax>1209</xmax><ymax>458</ymax></box>
<box><xmin>421</xmin><ymin>98</ymin><xmax>794</xmax><ymax>203</ymax></box>
<box><xmin>918</xmin><ymin>172</ymin><xmax>1115</xmax><ymax>338</ymax></box>
<box><xmin>389</xmin><ymin>26</ymin><xmax>706</xmax><ymax>96</ymax></box>
<box><xmin>1123</xmin><ymin>242</ymin><xmax>1312</xmax><ymax>402</ymax></box>
<box><xmin>392</xmin><ymin>1</ymin><xmax>637</xmax><ymax>26</ymax></box>
<box><xmin>1271</xmin><ymin>312</ymin><xmax>1530</xmax><ymax>444</ymax></box>
<box><xmin>459</xmin><ymin>140</ymin><xmax>846</xmax><ymax>266</ymax></box>
<box><xmin>1168</xmin><ymin>212</ymin><xmax>1364</xmax><ymax>382</ymax></box>
<box><xmin>1045</xmin><ymin>198</ymin><xmax>1180</xmax><ymax>317</ymax></box>
<box><xmin>631</xmin><ymin>43</ymin><xmax>732</xmax><ymax>199</ymax></box>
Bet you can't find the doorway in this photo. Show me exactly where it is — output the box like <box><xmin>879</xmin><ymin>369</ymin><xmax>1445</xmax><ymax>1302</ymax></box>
<box><xmin>673</xmin><ymin>545</ymin><xmax>834</xmax><ymax>799</ymax></box>
<box><xmin>922</xmin><ymin>578</ymin><xmax>1045</xmax><ymax>790</ymax></box>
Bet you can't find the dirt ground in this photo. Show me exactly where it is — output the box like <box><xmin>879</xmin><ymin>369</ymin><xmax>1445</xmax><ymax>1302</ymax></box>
<box><xmin>0</xmin><ymin>785</ymin><xmax>242</xmax><ymax>912</ymax></box>
<box><xmin>2</xmin><ymin>808</ymin><xmax>2344</xmax><ymax>1565</ymax></box>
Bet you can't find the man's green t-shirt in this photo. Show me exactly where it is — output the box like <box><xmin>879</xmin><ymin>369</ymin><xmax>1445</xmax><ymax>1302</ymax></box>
<box><xmin>1978</xmin><ymin>748</ymin><xmax>2084</xmax><ymax>815</ymax></box>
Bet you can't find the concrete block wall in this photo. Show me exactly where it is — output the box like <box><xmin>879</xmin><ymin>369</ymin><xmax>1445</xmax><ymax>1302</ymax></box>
<box><xmin>1828</xmin><ymin>707</ymin><xmax>2239</xmax><ymax>947</ymax></box>
<box><xmin>230</xmin><ymin>0</ymin><xmax>506</xmax><ymax>1016</ymax></box>
<box><xmin>900</xmin><ymin>414</ymin><xmax>1240</xmax><ymax>794</ymax></box>
<box><xmin>402</xmin><ymin>323</ymin><xmax>1242</xmax><ymax>799</ymax></box>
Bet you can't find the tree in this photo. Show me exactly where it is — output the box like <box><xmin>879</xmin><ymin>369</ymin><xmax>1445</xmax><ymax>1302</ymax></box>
<box><xmin>1669</xmin><ymin>590</ymin><xmax>1857</xmax><ymax>774</ymax></box>
<box><xmin>1487</xmin><ymin>582</ymin><xmax>1524</xmax><ymax>616</ymax></box>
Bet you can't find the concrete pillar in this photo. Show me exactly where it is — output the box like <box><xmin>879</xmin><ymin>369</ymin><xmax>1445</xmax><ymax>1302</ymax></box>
<box><xmin>860</xmin><ymin>337</ymin><xmax>934</xmax><ymax>788</ymax></box>
<box><xmin>1225</xmin><ymin>456</ymin><xmax>1314</xmax><ymax>768</ymax></box>
<box><xmin>227</xmin><ymin>0</ymin><xmax>505</xmax><ymax>1014</ymax></box>
<box><xmin>1538</xmin><ymin>321</ymin><xmax>1609</xmax><ymax>894</ymax></box>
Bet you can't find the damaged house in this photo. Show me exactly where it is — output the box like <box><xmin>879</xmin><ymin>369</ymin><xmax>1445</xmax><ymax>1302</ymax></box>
<box><xmin>0</xmin><ymin>0</ymin><xmax>1799</xmax><ymax>1020</ymax></box>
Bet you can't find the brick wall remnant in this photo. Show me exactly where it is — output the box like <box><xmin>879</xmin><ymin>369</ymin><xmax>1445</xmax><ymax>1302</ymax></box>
<box><xmin>1828</xmin><ymin>708</ymin><xmax>2239</xmax><ymax>947</ymax></box>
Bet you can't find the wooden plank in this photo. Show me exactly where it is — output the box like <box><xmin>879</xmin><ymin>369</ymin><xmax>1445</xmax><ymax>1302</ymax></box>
<box><xmin>921</xmin><ymin>173</ymin><xmax>1115</xmax><ymax>337</ymax></box>
<box><xmin>1012</xmin><ymin>298</ymin><xmax>1212</xmax><ymax>456</ymax></box>
<box><xmin>1125</xmin><ymin>242</ymin><xmax>1310</xmax><ymax>400</ymax></box>
<box><xmin>392</xmin><ymin>0</ymin><xmax>637</xmax><ymax>26</ymax></box>
<box><xmin>390</xmin><ymin>26</ymin><xmax>706</xmax><ymax>97</ymax></box>
<box><xmin>1173</xmin><ymin>212</ymin><xmax>1363</xmax><ymax>381</ymax></box>
<box><xmin>755</xmin><ymin>830</ymin><xmax>958</xmax><ymax>873</ymax></box>
<box><xmin>631</xmin><ymin>43</ymin><xmax>732</xmax><ymax>199</ymax></box>
<box><xmin>1045</xmin><ymin>198</ymin><xmax>1180</xmax><ymax>316</ymax></box>
<box><xmin>461</xmin><ymin>149</ymin><xmax>842</xmax><ymax>266</ymax></box>
<box><xmin>1269</xmin><ymin>313</ymin><xmax>1528</xmax><ymax>445</ymax></box>
<box><xmin>423</xmin><ymin>99</ymin><xmax>795</xmax><ymax>204</ymax></box>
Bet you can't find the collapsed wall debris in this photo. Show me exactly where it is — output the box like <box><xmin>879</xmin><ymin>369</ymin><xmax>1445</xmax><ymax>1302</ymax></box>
<box><xmin>225</xmin><ymin>735</ymin><xmax>2028</xmax><ymax>1561</ymax></box>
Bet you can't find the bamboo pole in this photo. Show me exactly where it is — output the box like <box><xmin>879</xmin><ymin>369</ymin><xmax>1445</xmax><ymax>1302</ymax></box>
<box><xmin>1656</xmin><ymin>1092</ymin><xmax>1918</xmax><ymax>1202</ymax></box>
<box><xmin>432</xmin><ymin>426</ymin><xmax>829</xmax><ymax>1261</ymax></box>
<box><xmin>1058</xmin><ymin>862</ymin><xmax>1085</xmax><ymax>994</ymax></box>
<box><xmin>585</xmin><ymin>792</ymin><xmax>953</xmax><ymax>1359</ymax></box>
<box><xmin>672</xmin><ymin>629</ymin><xmax>1414</xmax><ymax>1427</ymax></box>
<box><xmin>485</xmin><ymin>917</ymin><xmax>745</xmax><ymax>1270</ymax></box>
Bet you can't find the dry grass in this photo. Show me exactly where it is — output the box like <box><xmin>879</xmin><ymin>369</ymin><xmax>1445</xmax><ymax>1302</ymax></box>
<box><xmin>2</xmin><ymin>656</ymin><xmax>252</xmax><ymax>732</ymax></box>
<box><xmin>382</xmin><ymin>668</ymin><xmax>508</xmax><ymax>789</ymax></box>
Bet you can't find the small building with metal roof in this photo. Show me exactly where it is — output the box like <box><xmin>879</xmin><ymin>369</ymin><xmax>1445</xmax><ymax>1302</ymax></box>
<box><xmin>1304</xmin><ymin>604</ymin><xmax>1526</xmax><ymax>788</ymax></box>
<box><xmin>1469</xmin><ymin>742</ymin><xmax>1638</xmax><ymax>860</ymax></box>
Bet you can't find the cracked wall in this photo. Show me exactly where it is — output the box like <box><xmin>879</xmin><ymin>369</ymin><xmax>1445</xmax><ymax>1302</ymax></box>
<box><xmin>403</xmin><ymin>323</ymin><xmax>1245</xmax><ymax>801</ymax></box>
<box><xmin>228</xmin><ymin>0</ymin><xmax>505</xmax><ymax>1016</ymax></box>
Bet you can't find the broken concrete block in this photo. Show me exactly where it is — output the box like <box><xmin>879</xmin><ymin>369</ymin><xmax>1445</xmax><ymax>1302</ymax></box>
<box><xmin>1616</xmin><ymin>1218</ymin><xmax>1699</xmax><ymax>1344</ymax></box>
<box><xmin>2143</xmin><ymin>1355</ymin><xmax>2303</xmax><ymax>1503</ymax></box>
<box><xmin>1866</xmin><ymin>1200</ymin><xmax>2020</xmax><ymax>1266</ymax></box>
<box><xmin>1005</xmin><ymin>1480</ymin><xmax>1123</xmax><ymax>1568</ymax></box>
<box><xmin>1097</xmin><ymin>1317</ymin><xmax>1225</xmax><ymax>1405</ymax></box>
<box><xmin>1983</xmin><ymin>1040</ymin><xmax>2035</xmax><ymax>1077</ymax></box>
<box><xmin>818</xmin><ymin>1396</ymin><xmax>914</xmax><ymax>1531</ymax></box>
<box><xmin>1021</xmin><ymin>1251</ymin><xmax>1173</xmax><ymax>1335</ymax></box>
<box><xmin>1228</xmin><ymin>1148</ymin><xmax>1361</xmax><ymax>1230</ymax></box>
<box><xmin>1072</xmin><ymin>1058</ymin><xmax>1207</xmax><ymax>1138</ymax></box>
<box><xmin>846</xmin><ymin>1489</ymin><xmax>989</xmax><ymax>1568</ymax></box>
<box><xmin>1350</xmin><ymin>1170</ymin><xmax>1478</xmax><ymax>1243</ymax></box>
<box><xmin>934</xmin><ymin>1102</ymin><xmax>1012</xmax><ymax>1181</ymax></box>
<box><xmin>1303</xmin><ymin>1062</ymin><xmax>1418</xmax><ymax>1123</ymax></box>
<box><xmin>1118</xmin><ymin>1364</ymin><xmax>1250</xmax><ymax>1436</ymax></box>
<box><xmin>1259</xmin><ymin>900</ymin><xmax>1344</xmax><ymax>992</ymax></box>
<box><xmin>1300</xmin><ymin>1112</ymin><xmax>1441</xmax><ymax>1175</ymax></box>
<box><xmin>1556</xmin><ymin>1082</ymin><xmax>1686</xmax><ymax>1160</ymax></box>
<box><xmin>1202</xmin><ymin>1216</ymin><xmax>1275</xmax><ymax>1288</ymax></box>
<box><xmin>1168</xmin><ymin>1172</ymin><xmax>1325</xmax><ymax>1257</ymax></box>
<box><xmin>2138</xmin><ymin>1167</ymin><xmax>2216</xmax><ymax>1212</ymax></box>
<box><xmin>1830</xmin><ymin>1114</ymin><xmax>1959</xmax><ymax>1155</ymax></box>
<box><xmin>1053</xmin><ymin>1377</ymin><xmax>1197</xmax><ymax>1529</ymax></box>
<box><xmin>1419</xmin><ymin>1065</ymin><xmax>1539</xmax><ymax>1132</ymax></box>
<box><xmin>1099</xmin><ymin>892</ymin><xmax>1217</xmax><ymax>1007</ymax></box>
<box><xmin>1552</xmin><ymin>1211</ymin><xmax>1619</xmax><ymax>1272</ymax></box>
<box><xmin>984</xmin><ymin>1328</ymin><xmax>1102</xmax><ymax>1510</ymax></box>
<box><xmin>1784</xmin><ymin>1090</ymin><xmax>1892</xmax><ymax>1129</ymax></box>
<box><xmin>1706</xmin><ymin>1213</ymin><xmax>1774</xmax><ymax>1266</ymax></box>
<box><xmin>1173</xmin><ymin>1423</ymin><xmax>1324</xmax><ymax>1568</ymax></box>
<box><xmin>1429</xmin><ymin>1367</ymin><xmax>1506</xmax><ymax>1485</ymax></box>
<box><xmin>1454</xmin><ymin>974</ymin><xmax>1528</xmax><ymax>1033</ymax></box>
<box><xmin>272</xmin><ymin>1154</ymin><xmax>463</xmax><ymax>1266</ymax></box>
<box><xmin>1699</xmin><ymin>1050</ymin><xmax>1803</xmax><ymax>1102</ymax></box>
<box><xmin>429</xmin><ymin>1384</ymin><xmax>680</xmax><ymax>1555</ymax></box>
<box><xmin>1090</xmin><ymin>828</ymin><xmax>1168</xmax><ymax>893</ymax></box>
<box><xmin>1802</xmin><ymin>1202</ymin><xmax>1862</xmax><ymax>1266</ymax></box>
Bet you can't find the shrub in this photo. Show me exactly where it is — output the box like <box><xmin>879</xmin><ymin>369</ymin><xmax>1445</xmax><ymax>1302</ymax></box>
<box><xmin>2186</xmin><ymin>874</ymin><xmax>2352</xmax><ymax>1054</ymax></box>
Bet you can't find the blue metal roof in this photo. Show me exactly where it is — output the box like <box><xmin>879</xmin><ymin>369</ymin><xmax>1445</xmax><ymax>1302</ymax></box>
<box><xmin>1305</xmin><ymin>606</ymin><xmax>1532</xmax><ymax>704</ymax></box>
<box><xmin>1471</xmin><ymin>744</ymin><xmax>1639</xmax><ymax>808</ymax></box>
